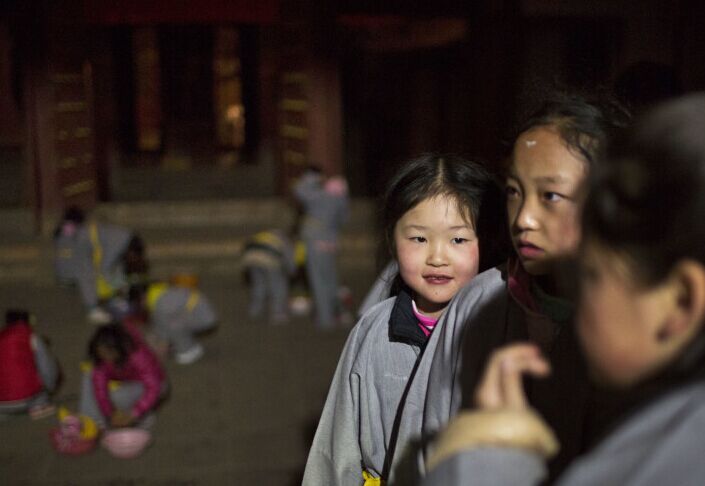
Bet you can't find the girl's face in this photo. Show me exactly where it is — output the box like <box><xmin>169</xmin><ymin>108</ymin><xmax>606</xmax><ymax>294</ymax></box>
<box><xmin>576</xmin><ymin>239</ymin><xmax>677</xmax><ymax>387</ymax></box>
<box><xmin>96</xmin><ymin>344</ymin><xmax>119</xmax><ymax>365</ymax></box>
<box><xmin>61</xmin><ymin>222</ymin><xmax>77</xmax><ymax>237</ymax></box>
<box><xmin>506</xmin><ymin>126</ymin><xmax>588</xmax><ymax>275</ymax></box>
<box><xmin>394</xmin><ymin>195</ymin><xmax>480</xmax><ymax>318</ymax></box>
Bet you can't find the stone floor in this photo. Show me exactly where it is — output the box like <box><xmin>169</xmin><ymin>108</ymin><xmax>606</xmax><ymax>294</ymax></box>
<box><xmin>0</xmin><ymin>266</ymin><xmax>376</xmax><ymax>485</ymax></box>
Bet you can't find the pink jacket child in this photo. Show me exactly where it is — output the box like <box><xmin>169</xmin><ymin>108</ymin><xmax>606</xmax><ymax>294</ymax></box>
<box><xmin>79</xmin><ymin>323</ymin><xmax>166</xmax><ymax>429</ymax></box>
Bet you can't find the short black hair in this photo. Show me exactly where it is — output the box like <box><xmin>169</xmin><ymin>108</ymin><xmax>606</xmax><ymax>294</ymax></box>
<box><xmin>583</xmin><ymin>92</ymin><xmax>705</xmax><ymax>286</ymax></box>
<box><xmin>88</xmin><ymin>323</ymin><xmax>135</xmax><ymax>367</ymax></box>
<box><xmin>62</xmin><ymin>206</ymin><xmax>85</xmax><ymax>225</ymax></box>
<box><xmin>508</xmin><ymin>90</ymin><xmax>631</xmax><ymax>167</ymax></box>
<box><xmin>5</xmin><ymin>309</ymin><xmax>30</xmax><ymax>326</ymax></box>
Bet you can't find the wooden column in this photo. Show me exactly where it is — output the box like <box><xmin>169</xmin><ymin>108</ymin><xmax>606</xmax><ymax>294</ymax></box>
<box><xmin>213</xmin><ymin>26</ymin><xmax>245</xmax><ymax>166</ymax></box>
<box><xmin>133</xmin><ymin>27</ymin><xmax>161</xmax><ymax>153</ymax></box>
<box><xmin>24</xmin><ymin>24</ymin><xmax>99</xmax><ymax>232</ymax></box>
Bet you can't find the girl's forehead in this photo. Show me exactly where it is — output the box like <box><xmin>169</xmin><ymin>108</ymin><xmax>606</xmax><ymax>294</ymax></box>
<box><xmin>510</xmin><ymin>127</ymin><xmax>588</xmax><ymax>180</ymax></box>
<box><xmin>403</xmin><ymin>195</ymin><xmax>474</xmax><ymax>225</ymax></box>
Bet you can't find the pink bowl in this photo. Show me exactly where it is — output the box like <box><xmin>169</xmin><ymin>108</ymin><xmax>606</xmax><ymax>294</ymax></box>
<box><xmin>100</xmin><ymin>428</ymin><xmax>151</xmax><ymax>459</ymax></box>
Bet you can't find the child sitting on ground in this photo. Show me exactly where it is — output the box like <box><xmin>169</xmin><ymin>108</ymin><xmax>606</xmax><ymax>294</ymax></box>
<box><xmin>79</xmin><ymin>322</ymin><xmax>167</xmax><ymax>429</ymax></box>
<box><xmin>0</xmin><ymin>310</ymin><xmax>59</xmax><ymax>419</ymax></box>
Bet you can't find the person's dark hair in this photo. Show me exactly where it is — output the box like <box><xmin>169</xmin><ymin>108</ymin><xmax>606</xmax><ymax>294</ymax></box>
<box><xmin>583</xmin><ymin>92</ymin><xmax>705</xmax><ymax>287</ymax></box>
<box><xmin>508</xmin><ymin>91</ymin><xmax>631</xmax><ymax>167</ymax></box>
<box><xmin>128</xmin><ymin>284</ymin><xmax>148</xmax><ymax>305</ymax></box>
<box><xmin>88</xmin><ymin>323</ymin><xmax>135</xmax><ymax>367</ymax></box>
<box><xmin>381</xmin><ymin>154</ymin><xmax>508</xmax><ymax>294</ymax></box>
<box><xmin>62</xmin><ymin>206</ymin><xmax>85</xmax><ymax>225</ymax></box>
<box><xmin>5</xmin><ymin>309</ymin><xmax>30</xmax><ymax>327</ymax></box>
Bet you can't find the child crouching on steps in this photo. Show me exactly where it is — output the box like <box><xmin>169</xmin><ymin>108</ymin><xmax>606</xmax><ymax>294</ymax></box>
<box><xmin>129</xmin><ymin>280</ymin><xmax>217</xmax><ymax>365</ymax></box>
<box><xmin>302</xmin><ymin>154</ymin><xmax>506</xmax><ymax>485</ymax></box>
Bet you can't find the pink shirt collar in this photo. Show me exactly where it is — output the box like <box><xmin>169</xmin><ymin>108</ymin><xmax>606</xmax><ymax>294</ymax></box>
<box><xmin>412</xmin><ymin>300</ymin><xmax>439</xmax><ymax>337</ymax></box>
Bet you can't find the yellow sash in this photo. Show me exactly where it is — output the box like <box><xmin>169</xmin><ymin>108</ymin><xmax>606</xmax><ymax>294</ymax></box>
<box><xmin>88</xmin><ymin>222</ymin><xmax>114</xmax><ymax>300</ymax></box>
<box><xmin>294</xmin><ymin>240</ymin><xmax>306</xmax><ymax>266</ymax></box>
<box><xmin>146</xmin><ymin>283</ymin><xmax>169</xmax><ymax>312</ymax></box>
<box><xmin>146</xmin><ymin>282</ymin><xmax>199</xmax><ymax>313</ymax></box>
<box><xmin>252</xmin><ymin>231</ymin><xmax>283</xmax><ymax>248</ymax></box>
<box><xmin>362</xmin><ymin>470</ymin><xmax>383</xmax><ymax>486</ymax></box>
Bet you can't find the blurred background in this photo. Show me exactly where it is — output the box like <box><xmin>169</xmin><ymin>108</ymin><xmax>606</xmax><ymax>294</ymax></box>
<box><xmin>0</xmin><ymin>0</ymin><xmax>704</xmax><ymax>484</ymax></box>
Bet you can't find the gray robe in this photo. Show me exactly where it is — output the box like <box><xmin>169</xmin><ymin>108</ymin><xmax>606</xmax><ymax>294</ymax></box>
<box><xmin>422</xmin><ymin>380</ymin><xmax>705</xmax><ymax>486</ymax></box>
<box><xmin>357</xmin><ymin>261</ymin><xmax>398</xmax><ymax>319</ymax></box>
<box><xmin>391</xmin><ymin>267</ymin><xmax>611</xmax><ymax>482</ymax></box>
<box><xmin>302</xmin><ymin>290</ymin><xmax>427</xmax><ymax>485</ymax></box>
<box><xmin>388</xmin><ymin>268</ymin><xmax>507</xmax><ymax>482</ymax></box>
<box><xmin>151</xmin><ymin>286</ymin><xmax>217</xmax><ymax>354</ymax></box>
<box><xmin>54</xmin><ymin>222</ymin><xmax>132</xmax><ymax>307</ymax></box>
<box><xmin>293</xmin><ymin>172</ymin><xmax>350</xmax><ymax>328</ymax></box>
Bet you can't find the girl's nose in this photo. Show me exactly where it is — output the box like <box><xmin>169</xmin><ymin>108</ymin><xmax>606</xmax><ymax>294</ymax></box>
<box><xmin>426</xmin><ymin>242</ymin><xmax>447</xmax><ymax>266</ymax></box>
<box><xmin>513</xmin><ymin>198</ymin><xmax>540</xmax><ymax>231</ymax></box>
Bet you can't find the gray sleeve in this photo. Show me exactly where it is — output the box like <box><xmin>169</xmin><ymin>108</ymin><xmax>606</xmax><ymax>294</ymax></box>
<box><xmin>98</xmin><ymin>223</ymin><xmax>132</xmax><ymax>269</ymax></box>
<box><xmin>423</xmin><ymin>269</ymin><xmax>505</xmax><ymax>437</ymax></box>
<box><xmin>302</xmin><ymin>323</ymin><xmax>366</xmax><ymax>486</ymax></box>
<box><xmin>74</xmin><ymin>248</ymin><xmax>99</xmax><ymax>307</ymax></box>
<box><xmin>32</xmin><ymin>334</ymin><xmax>59</xmax><ymax>392</ymax></box>
<box><xmin>422</xmin><ymin>448</ymin><xmax>546</xmax><ymax>486</ymax></box>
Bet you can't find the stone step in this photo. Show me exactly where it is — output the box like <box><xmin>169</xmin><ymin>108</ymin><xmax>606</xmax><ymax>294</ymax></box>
<box><xmin>0</xmin><ymin>198</ymin><xmax>382</xmax><ymax>283</ymax></box>
<box><xmin>94</xmin><ymin>197</ymin><xmax>379</xmax><ymax>232</ymax></box>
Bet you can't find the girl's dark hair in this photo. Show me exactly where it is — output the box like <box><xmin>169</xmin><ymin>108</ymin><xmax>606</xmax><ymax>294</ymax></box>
<box><xmin>583</xmin><ymin>92</ymin><xmax>705</xmax><ymax>286</ymax></box>
<box><xmin>5</xmin><ymin>309</ymin><xmax>30</xmax><ymax>327</ymax></box>
<box><xmin>62</xmin><ymin>206</ymin><xmax>85</xmax><ymax>225</ymax></box>
<box><xmin>509</xmin><ymin>90</ymin><xmax>631</xmax><ymax>167</ymax></box>
<box><xmin>88</xmin><ymin>323</ymin><xmax>135</xmax><ymax>367</ymax></box>
<box><xmin>381</xmin><ymin>153</ymin><xmax>509</xmax><ymax>294</ymax></box>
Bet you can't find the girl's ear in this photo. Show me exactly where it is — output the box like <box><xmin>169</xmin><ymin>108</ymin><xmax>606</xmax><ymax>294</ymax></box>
<box><xmin>657</xmin><ymin>260</ymin><xmax>705</xmax><ymax>344</ymax></box>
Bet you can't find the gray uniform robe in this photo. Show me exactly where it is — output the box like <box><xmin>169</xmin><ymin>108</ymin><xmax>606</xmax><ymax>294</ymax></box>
<box><xmin>390</xmin><ymin>266</ymin><xmax>614</xmax><ymax>482</ymax></box>
<box><xmin>293</xmin><ymin>172</ymin><xmax>349</xmax><ymax>328</ymax></box>
<box><xmin>302</xmin><ymin>289</ymin><xmax>428</xmax><ymax>485</ymax></box>
<box><xmin>54</xmin><ymin>222</ymin><xmax>132</xmax><ymax>307</ymax></box>
<box><xmin>422</xmin><ymin>380</ymin><xmax>705</xmax><ymax>486</ymax></box>
<box><xmin>151</xmin><ymin>286</ymin><xmax>217</xmax><ymax>354</ymax></box>
<box><xmin>388</xmin><ymin>268</ymin><xmax>507</xmax><ymax>482</ymax></box>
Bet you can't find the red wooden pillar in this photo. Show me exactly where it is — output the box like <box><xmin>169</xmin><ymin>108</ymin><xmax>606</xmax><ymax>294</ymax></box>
<box><xmin>277</xmin><ymin>22</ymin><xmax>344</xmax><ymax>193</ymax></box>
<box><xmin>133</xmin><ymin>28</ymin><xmax>161</xmax><ymax>153</ymax></box>
<box><xmin>25</xmin><ymin>25</ymin><xmax>99</xmax><ymax>232</ymax></box>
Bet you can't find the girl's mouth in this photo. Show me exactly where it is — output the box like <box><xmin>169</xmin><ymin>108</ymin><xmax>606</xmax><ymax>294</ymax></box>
<box><xmin>517</xmin><ymin>242</ymin><xmax>544</xmax><ymax>259</ymax></box>
<box><xmin>423</xmin><ymin>275</ymin><xmax>452</xmax><ymax>284</ymax></box>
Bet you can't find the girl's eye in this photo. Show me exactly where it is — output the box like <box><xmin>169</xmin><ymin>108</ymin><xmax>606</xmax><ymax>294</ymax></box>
<box><xmin>543</xmin><ymin>192</ymin><xmax>564</xmax><ymax>202</ymax></box>
<box><xmin>410</xmin><ymin>236</ymin><xmax>426</xmax><ymax>243</ymax></box>
<box><xmin>505</xmin><ymin>185</ymin><xmax>520</xmax><ymax>198</ymax></box>
<box><xmin>451</xmin><ymin>237</ymin><xmax>468</xmax><ymax>244</ymax></box>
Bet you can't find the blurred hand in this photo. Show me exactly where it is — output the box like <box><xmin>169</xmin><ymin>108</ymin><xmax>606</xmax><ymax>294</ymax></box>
<box><xmin>110</xmin><ymin>410</ymin><xmax>135</xmax><ymax>427</ymax></box>
<box><xmin>474</xmin><ymin>343</ymin><xmax>551</xmax><ymax>410</ymax></box>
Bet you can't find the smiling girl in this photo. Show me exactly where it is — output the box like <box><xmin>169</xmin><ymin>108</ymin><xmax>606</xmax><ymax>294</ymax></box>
<box><xmin>302</xmin><ymin>154</ymin><xmax>504</xmax><ymax>485</ymax></box>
